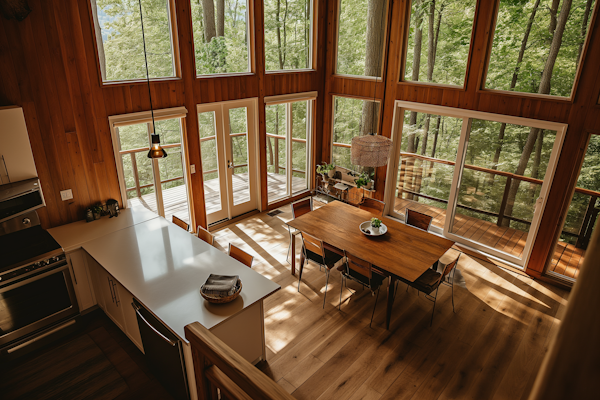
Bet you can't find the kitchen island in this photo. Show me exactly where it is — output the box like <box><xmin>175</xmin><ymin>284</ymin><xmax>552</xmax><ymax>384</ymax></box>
<box><xmin>48</xmin><ymin>208</ymin><xmax>280</xmax><ymax>400</ymax></box>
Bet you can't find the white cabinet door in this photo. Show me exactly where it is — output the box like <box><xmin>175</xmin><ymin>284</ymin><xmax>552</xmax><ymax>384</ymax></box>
<box><xmin>86</xmin><ymin>254</ymin><xmax>126</xmax><ymax>331</ymax></box>
<box><xmin>117</xmin><ymin>285</ymin><xmax>144</xmax><ymax>353</ymax></box>
<box><xmin>0</xmin><ymin>106</ymin><xmax>37</xmax><ymax>183</ymax></box>
<box><xmin>67</xmin><ymin>249</ymin><xmax>96</xmax><ymax>311</ymax></box>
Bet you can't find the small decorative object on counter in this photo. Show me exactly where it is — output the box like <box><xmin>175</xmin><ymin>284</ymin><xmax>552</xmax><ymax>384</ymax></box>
<box><xmin>201</xmin><ymin>274</ymin><xmax>242</xmax><ymax>304</ymax></box>
<box><xmin>91</xmin><ymin>204</ymin><xmax>103</xmax><ymax>220</ymax></box>
<box><xmin>355</xmin><ymin>171</ymin><xmax>373</xmax><ymax>189</ymax></box>
<box><xmin>316</xmin><ymin>162</ymin><xmax>335</xmax><ymax>179</ymax></box>
<box><xmin>85</xmin><ymin>208</ymin><xmax>94</xmax><ymax>222</ymax></box>
<box><xmin>106</xmin><ymin>199</ymin><xmax>120</xmax><ymax>218</ymax></box>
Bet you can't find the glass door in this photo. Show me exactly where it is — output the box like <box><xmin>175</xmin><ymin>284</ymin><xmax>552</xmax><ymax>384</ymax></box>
<box><xmin>113</xmin><ymin>118</ymin><xmax>191</xmax><ymax>224</ymax></box>
<box><xmin>265</xmin><ymin>100</ymin><xmax>311</xmax><ymax>203</ymax></box>
<box><xmin>445</xmin><ymin>118</ymin><xmax>565</xmax><ymax>267</ymax></box>
<box><xmin>198</xmin><ymin>99</ymin><xmax>258</xmax><ymax>224</ymax></box>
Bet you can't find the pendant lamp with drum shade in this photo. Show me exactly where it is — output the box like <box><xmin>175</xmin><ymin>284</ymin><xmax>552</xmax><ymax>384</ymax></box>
<box><xmin>138</xmin><ymin>0</ymin><xmax>167</xmax><ymax>159</ymax></box>
<box><xmin>350</xmin><ymin>0</ymin><xmax>391</xmax><ymax>169</ymax></box>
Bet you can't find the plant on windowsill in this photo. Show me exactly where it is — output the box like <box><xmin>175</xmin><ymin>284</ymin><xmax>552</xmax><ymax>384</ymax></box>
<box><xmin>316</xmin><ymin>162</ymin><xmax>336</xmax><ymax>179</ymax></box>
<box><xmin>354</xmin><ymin>172</ymin><xmax>373</xmax><ymax>190</ymax></box>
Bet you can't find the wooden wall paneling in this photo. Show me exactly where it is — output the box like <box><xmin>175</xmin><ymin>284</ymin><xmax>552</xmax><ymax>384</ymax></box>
<box><xmin>0</xmin><ymin>20</ymin><xmax>21</xmax><ymax>105</ymax></box>
<box><xmin>175</xmin><ymin>0</ymin><xmax>205</xmax><ymax>230</ymax></box>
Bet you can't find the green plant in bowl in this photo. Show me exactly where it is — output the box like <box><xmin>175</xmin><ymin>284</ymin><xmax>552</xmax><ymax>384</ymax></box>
<box><xmin>371</xmin><ymin>217</ymin><xmax>382</xmax><ymax>228</ymax></box>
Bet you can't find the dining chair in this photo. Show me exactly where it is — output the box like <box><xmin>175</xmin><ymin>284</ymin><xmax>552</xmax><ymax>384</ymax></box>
<box><xmin>338</xmin><ymin>251</ymin><xmax>386</xmax><ymax>327</ymax></box>
<box><xmin>405</xmin><ymin>208</ymin><xmax>433</xmax><ymax>231</ymax></box>
<box><xmin>359</xmin><ymin>198</ymin><xmax>386</xmax><ymax>218</ymax></box>
<box><xmin>398</xmin><ymin>253</ymin><xmax>461</xmax><ymax>326</ymax></box>
<box><xmin>228</xmin><ymin>244</ymin><xmax>253</xmax><ymax>268</ymax></box>
<box><xmin>172</xmin><ymin>215</ymin><xmax>190</xmax><ymax>231</ymax></box>
<box><xmin>287</xmin><ymin>197</ymin><xmax>313</xmax><ymax>263</ymax></box>
<box><xmin>298</xmin><ymin>231</ymin><xmax>344</xmax><ymax>308</ymax></box>
<box><xmin>196</xmin><ymin>225</ymin><xmax>214</xmax><ymax>246</ymax></box>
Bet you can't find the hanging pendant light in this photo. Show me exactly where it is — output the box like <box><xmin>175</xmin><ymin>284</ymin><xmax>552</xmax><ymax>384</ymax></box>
<box><xmin>138</xmin><ymin>0</ymin><xmax>167</xmax><ymax>159</ymax></box>
<box><xmin>350</xmin><ymin>1</ymin><xmax>391</xmax><ymax>169</ymax></box>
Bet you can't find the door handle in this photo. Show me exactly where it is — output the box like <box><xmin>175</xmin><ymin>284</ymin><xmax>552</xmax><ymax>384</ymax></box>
<box><xmin>227</xmin><ymin>160</ymin><xmax>234</xmax><ymax>169</ymax></box>
<box><xmin>107</xmin><ymin>277</ymin><xmax>115</xmax><ymax>304</ymax></box>
<box><xmin>131</xmin><ymin>302</ymin><xmax>177</xmax><ymax>346</ymax></box>
<box><xmin>112</xmin><ymin>280</ymin><xmax>120</xmax><ymax>306</ymax></box>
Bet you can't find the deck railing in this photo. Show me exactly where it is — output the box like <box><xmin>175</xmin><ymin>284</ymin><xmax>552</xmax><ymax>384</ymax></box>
<box><xmin>185</xmin><ymin>322</ymin><xmax>295</xmax><ymax>400</ymax></box>
<box><xmin>398</xmin><ymin>152</ymin><xmax>600</xmax><ymax>248</ymax></box>
<box><xmin>267</xmin><ymin>133</ymin><xmax>306</xmax><ymax>176</ymax></box>
<box><xmin>120</xmin><ymin>145</ymin><xmax>184</xmax><ymax>198</ymax></box>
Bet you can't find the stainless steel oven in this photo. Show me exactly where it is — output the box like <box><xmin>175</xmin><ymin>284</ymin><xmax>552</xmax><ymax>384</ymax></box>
<box><xmin>0</xmin><ymin>252</ymin><xmax>79</xmax><ymax>350</ymax></box>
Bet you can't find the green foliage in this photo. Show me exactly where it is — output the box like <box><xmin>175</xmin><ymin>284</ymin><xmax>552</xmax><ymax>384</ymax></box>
<box><xmin>316</xmin><ymin>163</ymin><xmax>335</xmax><ymax>175</ymax></box>
<box><xmin>371</xmin><ymin>217</ymin><xmax>382</xmax><ymax>227</ymax></box>
<box><xmin>264</xmin><ymin>0</ymin><xmax>311</xmax><ymax>70</ymax></box>
<box><xmin>354</xmin><ymin>171</ymin><xmax>372</xmax><ymax>188</ymax></box>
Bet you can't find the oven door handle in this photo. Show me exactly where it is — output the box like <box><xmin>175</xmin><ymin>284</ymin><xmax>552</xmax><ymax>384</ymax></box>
<box><xmin>131</xmin><ymin>302</ymin><xmax>177</xmax><ymax>347</ymax></box>
<box><xmin>0</xmin><ymin>262</ymin><xmax>69</xmax><ymax>293</ymax></box>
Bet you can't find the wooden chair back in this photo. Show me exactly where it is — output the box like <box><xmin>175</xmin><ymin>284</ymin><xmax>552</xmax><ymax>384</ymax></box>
<box><xmin>405</xmin><ymin>208</ymin><xmax>433</xmax><ymax>231</ymax></box>
<box><xmin>300</xmin><ymin>231</ymin><xmax>325</xmax><ymax>258</ymax></box>
<box><xmin>172</xmin><ymin>215</ymin><xmax>190</xmax><ymax>231</ymax></box>
<box><xmin>359</xmin><ymin>198</ymin><xmax>385</xmax><ymax>217</ymax></box>
<box><xmin>291</xmin><ymin>197</ymin><xmax>312</xmax><ymax>219</ymax></box>
<box><xmin>197</xmin><ymin>225</ymin><xmax>215</xmax><ymax>246</ymax></box>
<box><xmin>344</xmin><ymin>251</ymin><xmax>373</xmax><ymax>279</ymax></box>
<box><xmin>442</xmin><ymin>254</ymin><xmax>460</xmax><ymax>279</ymax></box>
<box><xmin>228</xmin><ymin>244</ymin><xmax>253</xmax><ymax>268</ymax></box>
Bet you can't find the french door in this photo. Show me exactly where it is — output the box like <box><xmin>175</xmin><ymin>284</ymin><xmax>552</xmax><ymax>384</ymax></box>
<box><xmin>197</xmin><ymin>99</ymin><xmax>259</xmax><ymax>225</ymax></box>
<box><xmin>386</xmin><ymin>101</ymin><xmax>567</xmax><ymax>267</ymax></box>
<box><xmin>110</xmin><ymin>108</ymin><xmax>192</xmax><ymax>224</ymax></box>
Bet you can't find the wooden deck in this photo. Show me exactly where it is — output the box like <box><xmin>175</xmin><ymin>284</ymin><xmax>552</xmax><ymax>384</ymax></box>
<box><xmin>394</xmin><ymin>197</ymin><xmax>583</xmax><ymax>279</ymax></box>
<box><xmin>128</xmin><ymin>172</ymin><xmax>308</xmax><ymax>226</ymax></box>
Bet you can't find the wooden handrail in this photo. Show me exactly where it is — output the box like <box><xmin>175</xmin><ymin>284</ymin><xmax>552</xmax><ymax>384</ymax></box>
<box><xmin>332</xmin><ymin>142</ymin><xmax>351</xmax><ymax>148</ymax></box>
<box><xmin>126</xmin><ymin>175</ymin><xmax>183</xmax><ymax>192</ymax></box>
<box><xmin>185</xmin><ymin>322</ymin><xmax>296</xmax><ymax>400</ymax></box>
<box><xmin>400</xmin><ymin>152</ymin><xmax>600</xmax><ymax>197</ymax></box>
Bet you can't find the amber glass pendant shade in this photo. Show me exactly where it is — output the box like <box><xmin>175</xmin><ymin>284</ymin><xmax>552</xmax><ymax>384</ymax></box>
<box><xmin>147</xmin><ymin>134</ymin><xmax>167</xmax><ymax>159</ymax></box>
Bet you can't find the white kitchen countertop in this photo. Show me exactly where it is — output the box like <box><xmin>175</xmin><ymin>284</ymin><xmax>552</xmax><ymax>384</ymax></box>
<box><xmin>48</xmin><ymin>207</ymin><xmax>158</xmax><ymax>253</ymax></box>
<box><xmin>81</xmin><ymin>217</ymin><xmax>281</xmax><ymax>342</ymax></box>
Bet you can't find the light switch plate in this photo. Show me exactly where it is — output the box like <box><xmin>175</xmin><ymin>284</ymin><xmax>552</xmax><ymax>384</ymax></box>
<box><xmin>60</xmin><ymin>189</ymin><xmax>73</xmax><ymax>201</ymax></box>
<box><xmin>190</xmin><ymin>164</ymin><xmax>196</xmax><ymax>174</ymax></box>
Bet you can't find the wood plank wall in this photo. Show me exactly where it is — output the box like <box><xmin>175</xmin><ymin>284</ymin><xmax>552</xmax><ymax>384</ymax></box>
<box><xmin>321</xmin><ymin>0</ymin><xmax>600</xmax><ymax>278</ymax></box>
<box><xmin>0</xmin><ymin>0</ymin><xmax>327</xmax><ymax>230</ymax></box>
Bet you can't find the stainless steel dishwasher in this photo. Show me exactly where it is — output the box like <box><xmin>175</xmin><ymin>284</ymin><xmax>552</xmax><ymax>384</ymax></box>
<box><xmin>132</xmin><ymin>298</ymin><xmax>190</xmax><ymax>400</ymax></box>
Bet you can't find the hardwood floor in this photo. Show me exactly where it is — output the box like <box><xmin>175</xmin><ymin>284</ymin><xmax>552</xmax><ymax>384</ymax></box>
<box><xmin>212</xmin><ymin>200</ymin><xmax>570</xmax><ymax>400</ymax></box>
<box><xmin>0</xmin><ymin>310</ymin><xmax>174</xmax><ymax>400</ymax></box>
<box><xmin>394</xmin><ymin>197</ymin><xmax>583</xmax><ymax>280</ymax></box>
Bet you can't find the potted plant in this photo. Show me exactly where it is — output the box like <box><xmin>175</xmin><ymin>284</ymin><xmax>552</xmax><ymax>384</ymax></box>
<box><xmin>370</xmin><ymin>217</ymin><xmax>382</xmax><ymax>234</ymax></box>
<box><xmin>355</xmin><ymin>172</ymin><xmax>373</xmax><ymax>190</ymax></box>
<box><xmin>316</xmin><ymin>162</ymin><xmax>336</xmax><ymax>179</ymax></box>
<box><xmin>91</xmin><ymin>204</ymin><xmax>104</xmax><ymax>220</ymax></box>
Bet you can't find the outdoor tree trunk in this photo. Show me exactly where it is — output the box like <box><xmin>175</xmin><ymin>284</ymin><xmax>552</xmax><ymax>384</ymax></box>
<box><xmin>549</xmin><ymin>0</ymin><xmax>560</xmax><ymax>35</ymax></box>
<box><xmin>216</xmin><ymin>0</ymin><xmax>225</xmax><ymax>37</ymax></box>
<box><xmin>360</xmin><ymin>0</ymin><xmax>386</xmax><ymax>137</ymax></box>
<box><xmin>201</xmin><ymin>0</ymin><xmax>216</xmax><ymax>42</ymax></box>
<box><xmin>502</xmin><ymin>0</ymin><xmax>572</xmax><ymax>227</ymax></box>
<box><xmin>420</xmin><ymin>0</ymin><xmax>441</xmax><ymax>156</ymax></box>
<box><xmin>90</xmin><ymin>0</ymin><xmax>106</xmax><ymax>80</ymax></box>
<box><xmin>577</xmin><ymin>0</ymin><xmax>593</xmax><ymax>68</ymax></box>
<box><xmin>276</xmin><ymin>0</ymin><xmax>283</xmax><ymax>69</ymax></box>
<box><xmin>490</xmin><ymin>0</ymin><xmax>540</xmax><ymax>182</ymax></box>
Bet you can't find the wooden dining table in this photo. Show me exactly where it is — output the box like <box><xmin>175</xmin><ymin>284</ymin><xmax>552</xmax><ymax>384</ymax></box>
<box><xmin>287</xmin><ymin>201</ymin><xmax>455</xmax><ymax>329</ymax></box>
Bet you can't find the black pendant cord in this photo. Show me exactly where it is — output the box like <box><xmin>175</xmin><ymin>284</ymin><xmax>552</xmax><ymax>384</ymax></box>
<box><xmin>138</xmin><ymin>0</ymin><xmax>156</xmax><ymax>132</ymax></box>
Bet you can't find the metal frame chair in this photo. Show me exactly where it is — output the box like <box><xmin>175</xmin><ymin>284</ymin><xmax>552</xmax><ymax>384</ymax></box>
<box><xmin>359</xmin><ymin>198</ymin><xmax>386</xmax><ymax>218</ymax></box>
<box><xmin>298</xmin><ymin>231</ymin><xmax>344</xmax><ymax>308</ymax></box>
<box><xmin>405</xmin><ymin>208</ymin><xmax>433</xmax><ymax>231</ymax></box>
<box><xmin>399</xmin><ymin>253</ymin><xmax>461</xmax><ymax>326</ymax></box>
<box><xmin>196</xmin><ymin>225</ymin><xmax>214</xmax><ymax>246</ymax></box>
<box><xmin>287</xmin><ymin>197</ymin><xmax>313</xmax><ymax>264</ymax></box>
<box><xmin>338</xmin><ymin>251</ymin><xmax>386</xmax><ymax>327</ymax></box>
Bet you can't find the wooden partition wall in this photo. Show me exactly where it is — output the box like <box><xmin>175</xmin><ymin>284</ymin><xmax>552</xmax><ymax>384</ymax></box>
<box><xmin>0</xmin><ymin>0</ymin><xmax>327</xmax><ymax>230</ymax></box>
<box><xmin>1</xmin><ymin>0</ymin><xmax>599</xmax><ymax>278</ymax></box>
<box><xmin>321</xmin><ymin>0</ymin><xmax>600</xmax><ymax>279</ymax></box>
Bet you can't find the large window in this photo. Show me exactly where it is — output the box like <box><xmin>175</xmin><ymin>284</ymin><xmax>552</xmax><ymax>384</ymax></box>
<box><xmin>264</xmin><ymin>0</ymin><xmax>312</xmax><ymax>71</ymax></box>
<box><xmin>91</xmin><ymin>0</ymin><xmax>176</xmax><ymax>82</ymax></box>
<box><xmin>403</xmin><ymin>0</ymin><xmax>476</xmax><ymax>86</ymax></box>
<box><xmin>190</xmin><ymin>0</ymin><xmax>251</xmax><ymax>75</ymax></box>
<box><xmin>336</xmin><ymin>0</ymin><xmax>387</xmax><ymax>77</ymax></box>
<box><xmin>265</xmin><ymin>98</ymin><xmax>313</xmax><ymax>203</ymax></box>
<box><xmin>486</xmin><ymin>0</ymin><xmax>596</xmax><ymax>97</ymax></box>
<box><xmin>332</xmin><ymin>96</ymin><xmax>380</xmax><ymax>170</ymax></box>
